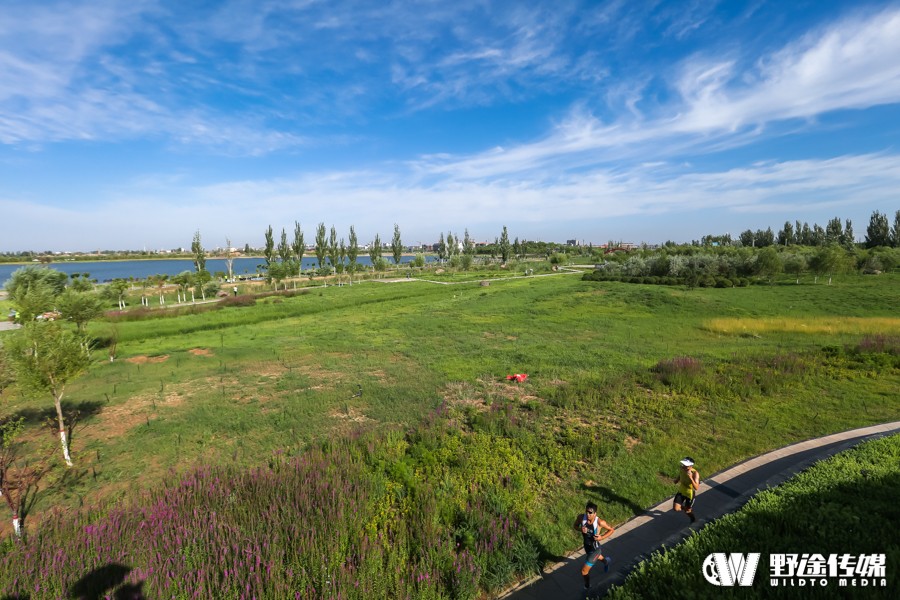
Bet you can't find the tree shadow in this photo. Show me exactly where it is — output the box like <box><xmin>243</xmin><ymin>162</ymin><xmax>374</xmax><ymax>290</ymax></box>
<box><xmin>8</xmin><ymin>400</ymin><xmax>104</xmax><ymax>427</ymax></box>
<box><xmin>580</xmin><ymin>482</ymin><xmax>646</xmax><ymax>517</ymax></box>
<box><xmin>67</xmin><ymin>563</ymin><xmax>146</xmax><ymax>600</ymax></box>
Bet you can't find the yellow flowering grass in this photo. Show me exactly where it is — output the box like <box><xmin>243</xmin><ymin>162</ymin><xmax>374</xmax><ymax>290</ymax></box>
<box><xmin>703</xmin><ymin>316</ymin><xmax>900</xmax><ymax>336</ymax></box>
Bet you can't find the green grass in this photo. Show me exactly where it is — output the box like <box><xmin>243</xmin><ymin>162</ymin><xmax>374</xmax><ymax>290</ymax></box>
<box><xmin>1</xmin><ymin>271</ymin><xmax>898</xmax><ymax>587</ymax></box>
<box><xmin>606</xmin><ymin>433</ymin><xmax>900</xmax><ymax>599</ymax></box>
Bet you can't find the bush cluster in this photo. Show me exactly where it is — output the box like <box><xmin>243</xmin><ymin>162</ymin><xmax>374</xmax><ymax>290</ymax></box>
<box><xmin>582</xmin><ymin>272</ymin><xmax>750</xmax><ymax>287</ymax></box>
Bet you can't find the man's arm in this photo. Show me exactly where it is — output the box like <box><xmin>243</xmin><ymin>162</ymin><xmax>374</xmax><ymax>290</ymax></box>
<box><xmin>690</xmin><ymin>469</ymin><xmax>700</xmax><ymax>490</ymax></box>
<box><xmin>595</xmin><ymin>519</ymin><xmax>615</xmax><ymax>541</ymax></box>
<box><xmin>574</xmin><ymin>515</ymin><xmax>584</xmax><ymax>531</ymax></box>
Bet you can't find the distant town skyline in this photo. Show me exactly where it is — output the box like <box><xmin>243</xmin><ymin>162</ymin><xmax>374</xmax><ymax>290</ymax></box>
<box><xmin>2</xmin><ymin>1</ymin><xmax>899</xmax><ymax>252</ymax></box>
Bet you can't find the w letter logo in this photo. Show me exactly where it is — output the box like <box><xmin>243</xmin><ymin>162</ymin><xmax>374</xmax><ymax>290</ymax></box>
<box><xmin>702</xmin><ymin>553</ymin><xmax>761</xmax><ymax>586</ymax></box>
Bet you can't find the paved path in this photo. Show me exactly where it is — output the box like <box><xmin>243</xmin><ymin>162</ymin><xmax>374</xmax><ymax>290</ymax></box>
<box><xmin>500</xmin><ymin>421</ymin><xmax>900</xmax><ymax>599</ymax></box>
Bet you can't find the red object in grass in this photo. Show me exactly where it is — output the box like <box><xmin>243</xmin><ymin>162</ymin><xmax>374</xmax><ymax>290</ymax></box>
<box><xmin>506</xmin><ymin>373</ymin><xmax>528</xmax><ymax>382</ymax></box>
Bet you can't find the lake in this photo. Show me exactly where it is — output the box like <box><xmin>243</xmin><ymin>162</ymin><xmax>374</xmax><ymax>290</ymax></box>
<box><xmin>0</xmin><ymin>255</ymin><xmax>429</xmax><ymax>287</ymax></box>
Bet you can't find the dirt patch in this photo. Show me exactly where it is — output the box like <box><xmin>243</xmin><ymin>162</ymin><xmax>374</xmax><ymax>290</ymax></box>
<box><xmin>624</xmin><ymin>435</ymin><xmax>640</xmax><ymax>451</ymax></box>
<box><xmin>189</xmin><ymin>348</ymin><xmax>214</xmax><ymax>356</ymax></box>
<box><xmin>442</xmin><ymin>377</ymin><xmax>541</xmax><ymax>409</ymax></box>
<box><xmin>125</xmin><ymin>355</ymin><xmax>169</xmax><ymax>364</ymax></box>
<box><xmin>329</xmin><ymin>405</ymin><xmax>374</xmax><ymax>424</ymax></box>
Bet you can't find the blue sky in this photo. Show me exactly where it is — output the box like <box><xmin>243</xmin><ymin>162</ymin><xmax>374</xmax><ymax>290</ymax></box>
<box><xmin>1</xmin><ymin>0</ymin><xmax>899</xmax><ymax>252</ymax></box>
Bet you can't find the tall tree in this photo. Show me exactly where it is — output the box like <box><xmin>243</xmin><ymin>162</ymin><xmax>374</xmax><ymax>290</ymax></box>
<box><xmin>841</xmin><ymin>219</ymin><xmax>855</xmax><ymax>249</ymax></box>
<box><xmin>5</xmin><ymin>322</ymin><xmax>90</xmax><ymax>467</ymax></box>
<box><xmin>347</xmin><ymin>225</ymin><xmax>360</xmax><ymax>285</ymax></box>
<box><xmin>263</xmin><ymin>225</ymin><xmax>276</xmax><ymax>276</ymax></box>
<box><xmin>446</xmin><ymin>232</ymin><xmax>455</xmax><ymax>257</ymax></box>
<box><xmin>498</xmin><ymin>226</ymin><xmax>511</xmax><ymax>263</ymax></box>
<box><xmin>368</xmin><ymin>233</ymin><xmax>382</xmax><ymax>268</ymax></box>
<box><xmin>865</xmin><ymin>210</ymin><xmax>890</xmax><ymax>248</ymax></box>
<box><xmin>739</xmin><ymin>229</ymin><xmax>754</xmax><ymax>247</ymax></box>
<box><xmin>463</xmin><ymin>228</ymin><xmax>475</xmax><ymax>256</ymax></box>
<box><xmin>891</xmin><ymin>210</ymin><xmax>900</xmax><ymax>248</ymax></box>
<box><xmin>191</xmin><ymin>230</ymin><xmax>206</xmax><ymax>274</ymax></box>
<box><xmin>391</xmin><ymin>223</ymin><xmax>403</xmax><ymax>265</ymax></box>
<box><xmin>825</xmin><ymin>217</ymin><xmax>843</xmax><ymax>244</ymax></box>
<box><xmin>437</xmin><ymin>233</ymin><xmax>447</xmax><ymax>261</ymax></box>
<box><xmin>811</xmin><ymin>224</ymin><xmax>826</xmax><ymax>246</ymax></box>
<box><xmin>777</xmin><ymin>221</ymin><xmax>794</xmax><ymax>246</ymax></box>
<box><xmin>278</xmin><ymin>228</ymin><xmax>291</xmax><ymax>263</ymax></box>
<box><xmin>339</xmin><ymin>238</ymin><xmax>347</xmax><ymax>285</ymax></box>
<box><xmin>292</xmin><ymin>221</ymin><xmax>305</xmax><ymax>276</ymax></box>
<box><xmin>314</xmin><ymin>223</ymin><xmax>327</xmax><ymax>270</ymax></box>
<box><xmin>328</xmin><ymin>226</ymin><xmax>339</xmax><ymax>272</ymax></box>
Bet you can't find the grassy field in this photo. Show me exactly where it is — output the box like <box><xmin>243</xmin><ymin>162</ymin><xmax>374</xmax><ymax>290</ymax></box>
<box><xmin>606</xmin><ymin>433</ymin><xmax>900</xmax><ymax>599</ymax></box>
<box><xmin>0</xmin><ymin>270</ymin><xmax>898</xmax><ymax>596</ymax></box>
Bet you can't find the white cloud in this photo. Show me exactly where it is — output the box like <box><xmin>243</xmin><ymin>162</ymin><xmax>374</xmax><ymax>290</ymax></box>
<box><xmin>418</xmin><ymin>7</ymin><xmax>900</xmax><ymax>180</ymax></box>
<box><xmin>4</xmin><ymin>152</ymin><xmax>897</xmax><ymax>250</ymax></box>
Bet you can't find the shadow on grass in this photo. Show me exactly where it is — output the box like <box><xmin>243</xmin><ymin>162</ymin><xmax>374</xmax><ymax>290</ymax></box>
<box><xmin>68</xmin><ymin>563</ymin><xmax>145</xmax><ymax>600</ymax></box>
<box><xmin>9</xmin><ymin>400</ymin><xmax>104</xmax><ymax>427</ymax></box>
<box><xmin>580</xmin><ymin>482</ymin><xmax>646</xmax><ymax>517</ymax></box>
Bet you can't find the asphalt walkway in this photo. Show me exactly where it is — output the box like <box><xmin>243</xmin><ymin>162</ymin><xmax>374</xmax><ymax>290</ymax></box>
<box><xmin>500</xmin><ymin>421</ymin><xmax>900</xmax><ymax>599</ymax></box>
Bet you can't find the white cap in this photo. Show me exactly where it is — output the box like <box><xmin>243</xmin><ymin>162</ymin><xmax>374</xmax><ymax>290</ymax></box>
<box><xmin>680</xmin><ymin>458</ymin><xmax>694</xmax><ymax>467</ymax></box>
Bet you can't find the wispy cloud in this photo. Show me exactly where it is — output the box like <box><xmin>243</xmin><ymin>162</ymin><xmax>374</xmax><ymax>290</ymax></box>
<box><xmin>5</xmin><ymin>151</ymin><xmax>897</xmax><ymax>250</ymax></box>
<box><xmin>420</xmin><ymin>7</ymin><xmax>900</xmax><ymax>180</ymax></box>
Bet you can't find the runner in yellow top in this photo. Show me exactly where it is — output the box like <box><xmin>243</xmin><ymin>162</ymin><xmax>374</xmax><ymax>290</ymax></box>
<box><xmin>673</xmin><ymin>457</ymin><xmax>700</xmax><ymax>523</ymax></box>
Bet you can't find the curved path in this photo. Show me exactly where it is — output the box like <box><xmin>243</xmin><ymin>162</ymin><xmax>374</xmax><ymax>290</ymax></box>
<box><xmin>500</xmin><ymin>421</ymin><xmax>900</xmax><ymax>599</ymax></box>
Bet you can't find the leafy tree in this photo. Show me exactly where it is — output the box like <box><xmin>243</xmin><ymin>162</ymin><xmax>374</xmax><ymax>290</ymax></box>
<box><xmin>263</xmin><ymin>225</ymin><xmax>276</xmax><ymax>275</ymax></box>
<box><xmin>368</xmin><ymin>233</ymin><xmax>382</xmax><ymax>269</ymax></box>
<box><xmin>0</xmin><ymin>417</ymin><xmax>28</xmax><ymax>536</ymax></box>
<box><xmin>56</xmin><ymin>290</ymin><xmax>105</xmax><ymax>333</ymax></box>
<box><xmin>69</xmin><ymin>272</ymin><xmax>94</xmax><ymax>292</ymax></box>
<box><xmin>841</xmin><ymin>219</ymin><xmax>855</xmax><ymax>249</ymax></box>
<box><xmin>315</xmin><ymin>223</ymin><xmax>327</xmax><ymax>270</ymax></box>
<box><xmin>825</xmin><ymin>217</ymin><xmax>843</xmax><ymax>244</ymax></box>
<box><xmin>339</xmin><ymin>239</ymin><xmax>347</xmax><ymax>284</ymax></box>
<box><xmin>194</xmin><ymin>269</ymin><xmax>213</xmax><ymax>300</ymax></box>
<box><xmin>809</xmin><ymin>245</ymin><xmax>847</xmax><ymax>284</ymax></box>
<box><xmin>798</xmin><ymin>222</ymin><xmax>812</xmax><ymax>245</ymax></box>
<box><xmin>498</xmin><ymin>226</ymin><xmax>511</xmax><ymax>263</ymax></box>
<box><xmin>754</xmin><ymin>247</ymin><xmax>782</xmax><ymax>282</ymax></box>
<box><xmin>347</xmin><ymin>225</ymin><xmax>360</xmax><ymax>284</ymax></box>
<box><xmin>865</xmin><ymin>210</ymin><xmax>891</xmax><ymax>248</ymax></box>
<box><xmin>776</xmin><ymin>221</ymin><xmax>794</xmax><ymax>246</ymax></box>
<box><xmin>104</xmin><ymin>279</ymin><xmax>131</xmax><ymax>309</ymax></box>
<box><xmin>437</xmin><ymin>233</ymin><xmax>447</xmax><ymax>261</ymax></box>
<box><xmin>328</xmin><ymin>226</ymin><xmax>339</xmax><ymax>273</ymax></box>
<box><xmin>811</xmin><ymin>224</ymin><xmax>826</xmax><ymax>246</ymax></box>
<box><xmin>782</xmin><ymin>254</ymin><xmax>807</xmax><ymax>284</ymax></box>
<box><xmin>446</xmin><ymin>232</ymin><xmax>456</xmax><ymax>258</ymax></box>
<box><xmin>753</xmin><ymin>227</ymin><xmax>775</xmax><ymax>248</ymax></box>
<box><xmin>463</xmin><ymin>228</ymin><xmax>475</xmax><ymax>256</ymax></box>
<box><xmin>149</xmin><ymin>274</ymin><xmax>169</xmax><ymax>305</ymax></box>
<box><xmin>268</xmin><ymin>261</ymin><xmax>288</xmax><ymax>290</ymax></box>
<box><xmin>391</xmin><ymin>223</ymin><xmax>403</xmax><ymax>265</ymax></box>
<box><xmin>892</xmin><ymin>210</ymin><xmax>900</xmax><ymax>248</ymax></box>
<box><xmin>739</xmin><ymin>229</ymin><xmax>755</xmax><ymax>247</ymax></box>
<box><xmin>191</xmin><ymin>230</ymin><xmax>206</xmax><ymax>274</ymax></box>
<box><xmin>5</xmin><ymin>266</ymin><xmax>67</xmax><ymax>309</ymax></box>
<box><xmin>278</xmin><ymin>228</ymin><xmax>291</xmax><ymax>263</ymax></box>
<box><xmin>292</xmin><ymin>221</ymin><xmax>305</xmax><ymax>276</ymax></box>
<box><xmin>5</xmin><ymin>322</ymin><xmax>90</xmax><ymax>467</ymax></box>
